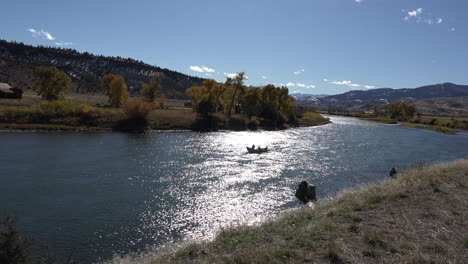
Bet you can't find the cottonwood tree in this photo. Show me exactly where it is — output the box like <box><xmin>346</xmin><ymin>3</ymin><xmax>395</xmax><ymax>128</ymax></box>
<box><xmin>101</xmin><ymin>74</ymin><xmax>130</xmax><ymax>107</ymax></box>
<box><xmin>33</xmin><ymin>66</ymin><xmax>71</xmax><ymax>100</ymax></box>
<box><xmin>226</xmin><ymin>72</ymin><xmax>246</xmax><ymax>116</ymax></box>
<box><xmin>141</xmin><ymin>72</ymin><xmax>164</xmax><ymax>105</ymax></box>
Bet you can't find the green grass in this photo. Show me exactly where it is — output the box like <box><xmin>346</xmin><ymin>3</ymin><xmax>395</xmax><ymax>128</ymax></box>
<box><xmin>400</xmin><ymin>123</ymin><xmax>456</xmax><ymax>135</ymax></box>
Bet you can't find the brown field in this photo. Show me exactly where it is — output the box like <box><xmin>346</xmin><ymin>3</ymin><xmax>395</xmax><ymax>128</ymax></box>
<box><xmin>0</xmin><ymin>89</ymin><xmax>191</xmax><ymax>110</ymax></box>
<box><xmin>420</xmin><ymin>115</ymin><xmax>468</xmax><ymax>122</ymax></box>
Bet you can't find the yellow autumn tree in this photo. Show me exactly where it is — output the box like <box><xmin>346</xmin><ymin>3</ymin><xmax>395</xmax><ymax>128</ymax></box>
<box><xmin>141</xmin><ymin>72</ymin><xmax>164</xmax><ymax>106</ymax></box>
<box><xmin>101</xmin><ymin>74</ymin><xmax>129</xmax><ymax>107</ymax></box>
<box><xmin>33</xmin><ymin>66</ymin><xmax>71</xmax><ymax>100</ymax></box>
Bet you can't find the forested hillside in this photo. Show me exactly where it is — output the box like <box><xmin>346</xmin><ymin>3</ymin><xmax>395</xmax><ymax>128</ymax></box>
<box><xmin>0</xmin><ymin>40</ymin><xmax>204</xmax><ymax>98</ymax></box>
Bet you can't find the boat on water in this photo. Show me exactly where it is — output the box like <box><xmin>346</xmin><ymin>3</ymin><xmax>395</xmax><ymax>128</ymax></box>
<box><xmin>246</xmin><ymin>146</ymin><xmax>268</xmax><ymax>154</ymax></box>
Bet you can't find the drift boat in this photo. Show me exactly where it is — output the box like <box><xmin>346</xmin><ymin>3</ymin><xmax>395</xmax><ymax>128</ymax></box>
<box><xmin>246</xmin><ymin>146</ymin><xmax>268</xmax><ymax>154</ymax></box>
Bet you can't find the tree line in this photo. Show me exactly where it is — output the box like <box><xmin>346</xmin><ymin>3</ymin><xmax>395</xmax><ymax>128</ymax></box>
<box><xmin>33</xmin><ymin>66</ymin><xmax>164</xmax><ymax>107</ymax></box>
<box><xmin>186</xmin><ymin>72</ymin><xmax>297</xmax><ymax>127</ymax></box>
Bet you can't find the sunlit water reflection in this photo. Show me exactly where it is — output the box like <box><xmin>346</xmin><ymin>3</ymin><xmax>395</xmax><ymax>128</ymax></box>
<box><xmin>1</xmin><ymin>116</ymin><xmax>468</xmax><ymax>263</ymax></box>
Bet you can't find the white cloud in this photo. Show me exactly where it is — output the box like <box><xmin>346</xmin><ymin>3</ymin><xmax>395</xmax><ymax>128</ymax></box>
<box><xmin>28</xmin><ymin>28</ymin><xmax>55</xmax><ymax>40</ymax></box>
<box><xmin>55</xmin><ymin>41</ymin><xmax>73</xmax><ymax>46</ymax></box>
<box><xmin>355</xmin><ymin>0</ymin><xmax>364</xmax><ymax>3</ymax></box>
<box><xmin>285</xmin><ymin>82</ymin><xmax>315</xmax><ymax>89</ymax></box>
<box><xmin>261</xmin><ymin>76</ymin><xmax>267</xmax><ymax>79</ymax></box>
<box><xmin>293</xmin><ymin>69</ymin><xmax>305</xmax><ymax>75</ymax></box>
<box><xmin>189</xmin><ymin>65</ymin><xmax>215</xmax><ymax>73</ymax></box>
<box><xmin>331</xmin><ymin>80</ymin><xmax>352</xmax><ymax>85</ymax></box>
<box><xmin>450</xmin><ymin>27</ymin><xmax>456</xmax><ymax>32</ymax></box>
<box><xmin>222</xmin><ymin>73</ymin><xmax>249</xmax><ymax>79</ymax></box>
<box><xmin>224</xmin><ymin>72</ymin><xmax>237</xmax><ymax>78</ymax></box>
<box><xmin>403</xmin><ymin>9</ymin><xmax>444</xmax><ymax>25</ymax></box>
<box><xmin>329</xmin><ymin>80</ymin><xmax>378</xmax><ymax>89</ymax></box>
<box><xmin>404</xmin><ymin>8</ymin><xmax>423</xmax><ymax>20</ymax></box>
<box><xmin>323</xmin><ymin>78</ymin><xmax>329</xmax><ymax>82</ymax></box>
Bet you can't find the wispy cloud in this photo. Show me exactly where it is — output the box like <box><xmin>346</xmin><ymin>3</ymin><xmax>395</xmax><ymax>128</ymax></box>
<box><xmin>450</xmin><ymin>27</ymin><xmax>456</xmax><ymax>32</ymax></box>
<box><xmin>27</xmin><ymin>28</ymin><xmax>74</xmax><ymax>46</ymax></box>
<box><xmin>28</xmin><ymin>28</ymin><xmax>55</xmax><ymax>40</ymax></box>
<box><xmin>328</xmin><ymin>79</ymin><xmax>376</xmax><ymax>89</ymax></box>
<box><xmin>261</xmin><ymin>76</ymin><xmax>267</xmax><ymax>79</ymax></box>
<box><xmin>286</xmin><ymin>82</ymin><xmax>315</xmax><ymax>89</ymax></box>
<box><xmin>331</xmin><ymin>80</ymin><xmax>354</xmax><ymax>86</ymax></box>
<box><xmin>403</xmin><ymin>8</ymin><xmax>444</xmax><ymax>25</ymax></box>
<box><xmin>293</xmin><ymin>69</ymin><xmax>305</xmax><ymax>75</ymax></box>
<box><xmin>323</xmin><ymin>78</ymin><xmax>329</xmax><ymax>82</ymax></box>
<box><xmin>189</xmin><ymin>65</ymin><xmax>215</xmax><ymax>73</ymax></box>
<box><xmin>55</xmin><ymin>41</ymin><xmax>73</xmax><ymax>46</ymax></box>
<box><xmin>404</xmin><ymin>8</ymin><xmax>423</xmax><ymax>21</ymax></box>
<box><xmin>355</xmin><ymin>0</ymin><xmax>364</xmax><ymax>3</ymax></box>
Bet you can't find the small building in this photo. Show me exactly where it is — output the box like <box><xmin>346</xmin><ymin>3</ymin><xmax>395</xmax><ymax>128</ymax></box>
<box><xmin>0</xmin><ymin>83</ymin><xmax>22</xmax><ymax>99</ymax></box>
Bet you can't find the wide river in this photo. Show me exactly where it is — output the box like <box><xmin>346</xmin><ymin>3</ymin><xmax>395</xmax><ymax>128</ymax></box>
<box><xmin>1</xmin><ymin>115</ymin><xmax>468</xmax><ymax>263</ymax></box>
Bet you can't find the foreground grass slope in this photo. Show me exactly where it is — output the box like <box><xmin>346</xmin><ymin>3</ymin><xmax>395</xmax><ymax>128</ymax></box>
<box><xmin>115</xmin><ymin>159</ymin><xmax>468</xmax><ymax>264</ymax></box>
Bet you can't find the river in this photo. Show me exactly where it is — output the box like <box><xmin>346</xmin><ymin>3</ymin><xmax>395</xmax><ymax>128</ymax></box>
<box><xmin>1</xmin><ymin>115</ymin><xmax>467</xmax><ymax>263</ymax></box>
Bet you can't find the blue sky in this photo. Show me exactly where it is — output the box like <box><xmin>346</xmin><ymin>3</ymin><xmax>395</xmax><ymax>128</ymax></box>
<box><xmin>1</xmin><ymin>0</ymin><xmax>467</xmax><ymax>95</ymax></box>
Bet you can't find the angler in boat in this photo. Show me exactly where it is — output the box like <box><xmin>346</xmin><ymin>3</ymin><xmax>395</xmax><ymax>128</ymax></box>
<box><xmin>246</xmin><ymin>145</ymin><xmax>268</xmax><ymax>153</ymax></box>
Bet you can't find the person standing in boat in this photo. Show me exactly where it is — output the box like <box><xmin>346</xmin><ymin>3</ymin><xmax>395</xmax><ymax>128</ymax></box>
<box><xmin>251</xmin><ymin>144</ymin><xmax>255</xmax><ymax>149</ymax></box>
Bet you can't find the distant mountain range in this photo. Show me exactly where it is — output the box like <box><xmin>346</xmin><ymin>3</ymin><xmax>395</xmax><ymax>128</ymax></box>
<box><xmin>0</xmin><ymin>40</ymin><xmax>204</xmax><ymax>98</ymax></box>
<box><xmin>290</xmin><ymin>93</ymin><xmax>329</xmax><ymax>99</ymax></box>
<box><xmin>295</xmin><ymin>83</ymin><xmax>468</xmax><ymax>116</ymax></box>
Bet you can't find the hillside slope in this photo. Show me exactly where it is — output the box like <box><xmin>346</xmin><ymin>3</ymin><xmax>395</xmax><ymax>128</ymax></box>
<box><xmin>296</xmin><ymin>83</ymin><xmax>468</xmax><ymax>115</ymax></box>
<box><xmin>0</xmin><ymin>40</ymin><xmax>204</xmax><ymax>98</ymax></box>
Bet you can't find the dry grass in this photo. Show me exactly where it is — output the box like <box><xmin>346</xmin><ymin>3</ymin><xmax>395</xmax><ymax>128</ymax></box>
<box><xmin>401</xmin><ymin>123</ymin><xmax>457</xmax><ymax>135</ymax></box>
<box><xmin>299</xmin><ymin>112</ymin><xmax>331</xmax><ymax>127</ymax></box>
<box><xmin>0</xmin><ymin>90</ymin><xmax>191</xmax><ymax>109</ymax></box>
<box><xmin>0</xmin><ymin>90</ymin><xmax>196</xmax><ymax>130</ymax></box>
<box><xmin>148</xmin><ymin>109</ymin><xmax>196</xmax><ymax>130</ymax></box>
<box><xmin>107</xmin><ymin>158</ymin><xmax>468</xmax><ymax>264</ymax></box>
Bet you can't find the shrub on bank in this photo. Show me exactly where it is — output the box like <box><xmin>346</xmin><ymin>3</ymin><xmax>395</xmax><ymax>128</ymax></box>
<box><xmin>247</xmin><ymin>116</ymin><xmax>259</xmax><ymax>130</ymax></box>
<box><xmin>362</xmin><ymin>117</ymin><xmax>397</xmax><ymax>124</ymax></box>
<box><xmin>113</xmin><ymin>99</ymin><xmax>153</xmax><ymax>132</ymax></box>
<box><xmin>0</xmin><ymin>101</ymin><xmax>102</xmax><ymax>124</ymax></box>
<box><xmin>227</xmin><ymin>115</ymin><xmax>248</xmax><ymax>131</ymax></box>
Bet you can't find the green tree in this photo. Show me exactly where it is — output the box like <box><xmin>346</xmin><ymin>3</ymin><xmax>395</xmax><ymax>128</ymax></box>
<box><xmin>33</xmin><ymin>66</ymin><xmax>71</xmax><ymax>100</ymax></box>
<box><xmin>141</xmin><ymin>72</ymin><xmax>164</xmax><ymax>105</ymax></box>
<box><xmin>101</xmin><ymin>74</ymin><xmax>130</xmax><ymax>107</ymax></box>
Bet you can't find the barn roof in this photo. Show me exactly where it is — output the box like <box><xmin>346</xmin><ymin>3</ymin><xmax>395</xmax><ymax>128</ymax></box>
<box><xmin>0</xmin><ymin>83</ymin><xmax>14</xmax><ymax>93</ymax></box>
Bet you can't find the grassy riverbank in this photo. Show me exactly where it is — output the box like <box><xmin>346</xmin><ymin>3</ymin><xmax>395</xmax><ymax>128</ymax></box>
<box><xmin>113</xmin><ymin>158</ymin><xmax>468</xmax><ymax>264</ymax></box>
<box><xmin>0</xmin><ymin>91</ymin><xmax>329</xmax><ymax>132</ymax></box>
<box><xmin>400</xmin><ymin>123</ymin><xmax>457</xmax><ymax>135</ymax></box>
<box><xmin>327</xmin><ymin>111</ymin><xmax>467</xmax><ymax>134</ymax></box>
